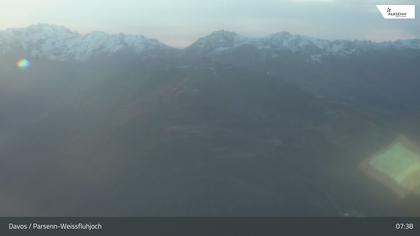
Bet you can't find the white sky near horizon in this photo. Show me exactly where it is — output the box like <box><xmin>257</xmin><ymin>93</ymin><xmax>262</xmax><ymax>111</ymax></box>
<box><xmin>0</xmin><ymin>0</ymin><xmax>419</xmax><ymax>47</ymax></box>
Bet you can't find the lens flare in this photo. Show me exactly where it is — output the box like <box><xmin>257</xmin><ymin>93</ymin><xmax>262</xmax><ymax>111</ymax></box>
<box><xmin>16</xmin><ymin>59</ymin><xmax>31</xmax><ymax>70</ymax></box>
<box><xmin>360</xmin><ymin>135</ymin><xmax>420</xmax><ymax>198</ymax></box>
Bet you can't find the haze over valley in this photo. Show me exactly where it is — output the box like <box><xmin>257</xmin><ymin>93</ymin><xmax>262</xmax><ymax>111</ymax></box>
<box><xmin>1</xmin><ymin>24</ymin><xmax>420</xmax><ymax>216</ymax></box>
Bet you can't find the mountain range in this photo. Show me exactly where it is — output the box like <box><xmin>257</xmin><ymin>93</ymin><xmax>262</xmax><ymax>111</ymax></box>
<box><xmin>1</xmin><ymin>24</ymin><xmax>420</xmax><ymax>61</ymax></box>
<box><xmin>1</xmin><ymin>24</ymin><xmax>420</xmax><ymax>217</ymax></box>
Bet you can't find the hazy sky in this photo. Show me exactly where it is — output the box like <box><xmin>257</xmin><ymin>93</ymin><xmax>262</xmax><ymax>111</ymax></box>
<box><xmin>1</xmin><ymin>0</ymin><xmax>419</xmax><ymax>47</ymax></box>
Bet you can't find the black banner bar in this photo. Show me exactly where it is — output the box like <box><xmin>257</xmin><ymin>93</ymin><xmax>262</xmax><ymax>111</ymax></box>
<box><xmin>1</xmin><ymin>217</ymin><xmax>419</xmax><ymax>236</ymax></box>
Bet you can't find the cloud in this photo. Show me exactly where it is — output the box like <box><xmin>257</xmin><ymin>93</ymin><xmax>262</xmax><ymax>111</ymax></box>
<box><xmin>366</xmin><ymin>29</ymin><xmax>418</xmax><ymax>42</ymax></box>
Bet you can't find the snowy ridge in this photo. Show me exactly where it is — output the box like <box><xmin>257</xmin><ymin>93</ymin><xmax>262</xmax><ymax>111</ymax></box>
<box><xmin>0</xmin><ymin>24</ymin><xmax>169</xmax><ymax>61</ymax></box>
<box><xmin>187</xmin><ymin>30</ymin><xmax>420</xmax><ymax>60</ymax></box>
<box><xmin>1</xmin><ymin>25</ymin><xmax>420</xmax><ymax>61</ymax></box>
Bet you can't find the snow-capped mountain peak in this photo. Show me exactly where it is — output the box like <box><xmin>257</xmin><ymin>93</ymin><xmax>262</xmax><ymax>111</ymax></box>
<box><xmin>0</xmin><ymin>24</ymin><xmax>169</xmax><ymax>61</ymax></box>
<box><xmin>186</xmin><ymin>30</ymin><xmax>420</xmax><ymax>61</ymax></box>
<box><xmin>187</xmin><ymin>30</ymin><xmax>249</xmax><ymax>54</ymax></box>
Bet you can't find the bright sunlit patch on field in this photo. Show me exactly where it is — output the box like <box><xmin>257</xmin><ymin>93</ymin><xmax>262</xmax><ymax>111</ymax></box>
<box><xmin>16</xmin><ymin>58</ymin><xmax>31</xmax><ymax>70</ymax></box>
<box><xmin>360</xmin><ymin>136</ymin><xmax>420</xmax><ymax>198</ymax></box>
